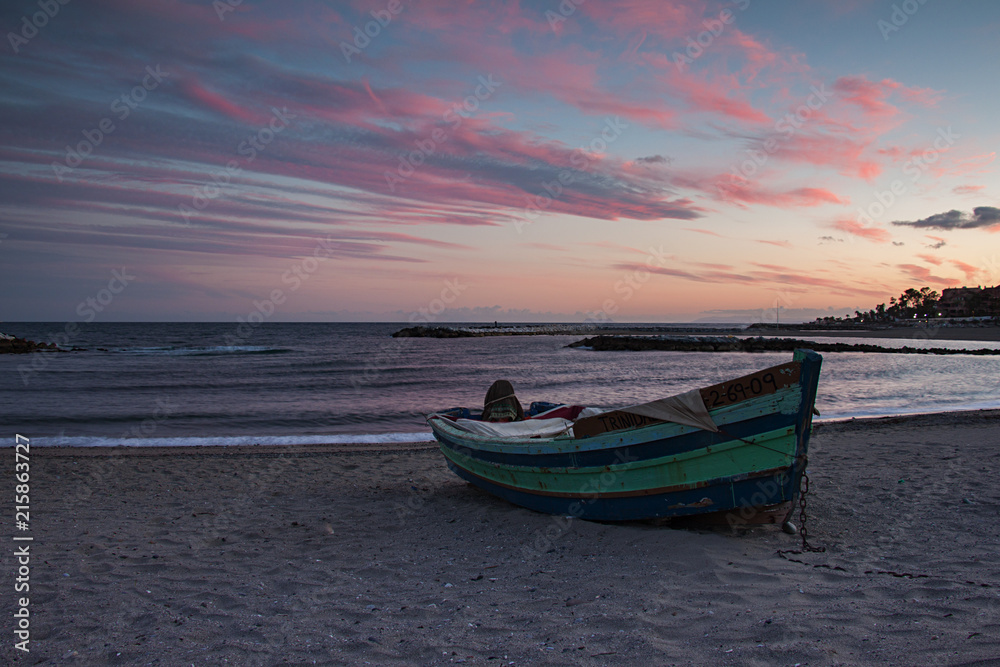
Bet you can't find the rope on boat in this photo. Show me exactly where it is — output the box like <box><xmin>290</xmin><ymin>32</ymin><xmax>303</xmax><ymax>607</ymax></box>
<box><xmin>715</xmin><ymin>427</ymin><xmax>796</xmax><ymax>460</ymax></box>
<box><xmin>484</xmin><ymin>393</ymin><xmax>517</xmax><ymax>406</ymax></box>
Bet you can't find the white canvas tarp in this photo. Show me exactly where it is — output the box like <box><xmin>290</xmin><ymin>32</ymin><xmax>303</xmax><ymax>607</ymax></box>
<box><xmin>448</xmin><ymin>407</ymin><xmax>605</xmax><ymax>439</ymax></box>
<box><xmin>453</xmin><ymin>417</ymin><xmax>574</xmax><ymax>438</ymax></box>
<box><xmin>618</xmin><ymin>388</ymin><xmax>720</xmax><ymax>433</ymax></box>
<box><xmin>443</xmin><ymin>397</ymin><xmax>718</xmax><ymax>439</ymax></box>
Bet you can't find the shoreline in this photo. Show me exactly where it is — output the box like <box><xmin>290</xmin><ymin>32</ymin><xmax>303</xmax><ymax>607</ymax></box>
<box><xmin>25</xmin><ymin>408</ymin><xmax>1000</xmax><ymax>455</ymax></box>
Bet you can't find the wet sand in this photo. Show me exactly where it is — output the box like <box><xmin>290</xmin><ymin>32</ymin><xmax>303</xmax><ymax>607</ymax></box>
<box><xmin>6</xmin><ymin>411</ymin><xmax>1000</xmax><ymax>665</ymax></box>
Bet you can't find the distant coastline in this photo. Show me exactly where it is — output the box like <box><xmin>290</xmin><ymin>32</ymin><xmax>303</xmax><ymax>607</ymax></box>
<box><xmin>392</xmin><ymin>321</ymin><xmax>1000</xmax><ymax>343</ymax></box>
<box><xmin>565</xmin><ymin>335</ymin><xmax>1000</xmax><ymax>355</ymax></box>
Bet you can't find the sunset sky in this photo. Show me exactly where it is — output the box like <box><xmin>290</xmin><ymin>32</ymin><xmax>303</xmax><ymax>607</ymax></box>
<box><xmin>1</xmin><ymin>0</ymin><xmax>998</xmax><ymax>323</ymax></box>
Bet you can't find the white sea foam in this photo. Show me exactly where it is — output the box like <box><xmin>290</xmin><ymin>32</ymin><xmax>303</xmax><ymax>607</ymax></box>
<box><xmin>815</xmin><ymin>398</ymin><xmax>1000</xmax><ymax>423</ymax></box>
<box><xmin>31</xmin><ymin>432</ymin><xmax>437</xmax><ymax>447</ymax></box>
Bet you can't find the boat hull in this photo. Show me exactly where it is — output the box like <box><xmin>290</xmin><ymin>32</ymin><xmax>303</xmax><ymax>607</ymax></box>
<box><xmin>429</xmin><ymin>349</ymin><xmax>822</xmax><ymax>522</ymax></box>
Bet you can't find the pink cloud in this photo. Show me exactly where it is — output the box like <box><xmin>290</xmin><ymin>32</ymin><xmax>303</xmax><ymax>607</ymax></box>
<box><xmin>935</xmin><ymin>152</ymin><xmax>997</xmax><ymax>180</ymax></box>
<box><xmin>832</xmin><ymin>218</ymin><xmax>891</xmax><ymax>243</ymax></box>
<box><xmin>708</xmin><ymin>74</ymin><xmax>945</xmax><ymax>183</ymax></box>
<box><xmin>769</xmin><ymin>129</ymin><xmax>882</xmax><ymax>180</ymax></box>
<box><xmin>178</xmin><ymin>78</ymin><xmax>264</xmax><ymax>125</ymax></box>
<box><xmin>684</xmin><ymin>228</ymin><xmax>725</xmax><ymax>237</ymax></box>
<box><xmin>953</xmin><ymin>184</ymin><xmax>985</xmax><ymax>195</ymax></box>
<box><xmin>951</xmin><ymin>260</ymin><xmax>981</xmax><ymax>281</ymax></box>
<box><xmin>613</xmin><ymin>261</ymin><xmax>888</xmax><ymax>298</ymax></box>
<box><xmin>832</xmin><ymin>76</ymin><xmax>907</xmax><ymax>117</ymax></box>
<box><xmin>898</xmin><ymin>264</ymin><xmax>960</xmax><ymax>287</ymax></box>
<box><xmin>578</xmin><ymin>0</ymin><xmax>702</xmax><ymax>42</ymax></box>
<box><xmin>713</xmin><ymin>177</ymin><xmax>848</xmax><ymax>208</ymax></box>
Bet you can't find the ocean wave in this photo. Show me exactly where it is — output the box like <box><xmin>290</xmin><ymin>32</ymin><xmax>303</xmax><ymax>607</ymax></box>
<box><xmin>111</xmin><ymin>345</ymin><xmax>292</xmax><ymax>356</ymax></box>
<box><xmin>815</xmin><ymin>398</ymin><xmax>1000</xmax><ymax>423</ymax></box>
<box><xmin>31</xmin><ymin>432</ymin><xmax>437</xmax><ymax>447</ymax></box>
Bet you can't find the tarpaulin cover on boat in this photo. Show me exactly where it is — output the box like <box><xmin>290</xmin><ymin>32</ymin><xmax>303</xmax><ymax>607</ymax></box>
<box><xmin>439</xmin><ymin>393</ymin><xmax>719</xmax><ymax>439</ymax></box>
<box><xmin>619</xmin><ymin>388</ymin><xmax>720</xmax><ymax>433</ymax></box>
<box><xmin>453</xmin><ymin>417</ymin><xmax>574</xmax><ymax>438</ymax></box>
<box><xmin>444</xmin><ymin>407</ymin><xmax>606</xmax><ymax>439</ymax></box>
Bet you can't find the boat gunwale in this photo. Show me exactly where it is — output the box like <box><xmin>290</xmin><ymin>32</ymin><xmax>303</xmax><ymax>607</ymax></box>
<box><xmin>427</xmin><ymin>384</ymin><xmax>802</xmax><ymax>453</ymax></box>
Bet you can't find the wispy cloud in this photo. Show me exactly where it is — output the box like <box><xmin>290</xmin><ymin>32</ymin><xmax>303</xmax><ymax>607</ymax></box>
<box><xmin>832</xmin><ymin>218</ymin><xmax>891</xmax><ymax>243</ymax></box>
<box><xmin>612</xmin><ymin>261</ymin><xmax>888</xmax><ymax>298</ymax></box>
<box><xmin>898</xmin><ymin>263</ymin><xmax>960</xmax><ymax>287</ymax></box>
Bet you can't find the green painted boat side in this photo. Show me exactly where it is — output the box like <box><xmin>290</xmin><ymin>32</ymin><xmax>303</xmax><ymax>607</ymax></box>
<box><xmin>439</xmin><ymin>424</ymin><xmax>796</xmax><ymax>497</ymax></box>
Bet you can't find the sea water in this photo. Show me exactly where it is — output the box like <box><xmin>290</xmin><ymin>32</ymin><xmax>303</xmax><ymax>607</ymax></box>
<box><xmin>2</xmin><ymin>322</ymin><xmax>999</xmax><ymax>447</ymax></box>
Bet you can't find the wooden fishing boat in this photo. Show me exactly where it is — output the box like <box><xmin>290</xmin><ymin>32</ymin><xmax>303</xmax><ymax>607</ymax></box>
<box><xmin>426</xmin><ymin>349</ymin><xmax>822</xmax><ymax>523</ymax></box>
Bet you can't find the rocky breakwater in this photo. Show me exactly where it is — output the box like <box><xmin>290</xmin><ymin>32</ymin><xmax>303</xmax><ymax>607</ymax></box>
<box><xmin>567</xmin><ymin>335</ymin><xmax>1000</xmax><ymax>355</ymax></box>
<box><xmin>0</xmin><ymin>333</ymin><xmax>61</xmax><ymax>354</ymax></box>
<box><xmin>391</xmin><ymin>325</ymin><xmax>589</xmax><ymax>337</ymax></box>
<box><xmin>391</xmin><ymin>326</ymin><xmax>480</xmax><ymax>338</ymax></box>
<box><xmin>568</xmin><ymin>335</ymin><xmax>743</xmax><ymax>351</ymax></box>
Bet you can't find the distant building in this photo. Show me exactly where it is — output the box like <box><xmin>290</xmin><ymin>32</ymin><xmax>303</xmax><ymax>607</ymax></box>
<box><xmin>937</xmin><ymin>285</ymin><xmax>1000</xmax><ymax>317</ymax></box>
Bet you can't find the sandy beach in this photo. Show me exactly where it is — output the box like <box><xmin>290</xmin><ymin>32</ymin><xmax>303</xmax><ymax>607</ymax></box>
<box><xmin>6</xmin><ymin>411</ymin><xmax>1000</xmax><ymax>665</ymax></box>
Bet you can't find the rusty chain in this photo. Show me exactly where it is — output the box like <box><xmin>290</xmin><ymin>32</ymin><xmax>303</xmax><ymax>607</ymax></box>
<box><xmin>797</xmin><ymin>470</ymin><xmax>825</xmax><ymax>553</ymax></box>
<box><xmin>777</xmin><ymin>461</ymin><xmax>826</xmax><ymax>563</ymax></box>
